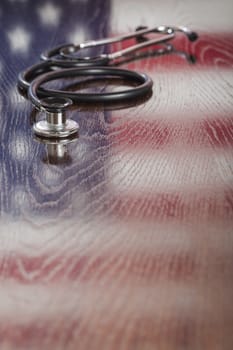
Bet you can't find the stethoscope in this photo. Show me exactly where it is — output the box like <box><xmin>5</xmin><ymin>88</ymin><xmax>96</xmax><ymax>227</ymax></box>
<box><xmin>18</xmin><ymin>25</ymin><xmax>198</xmax><ymax>138</ymax></box>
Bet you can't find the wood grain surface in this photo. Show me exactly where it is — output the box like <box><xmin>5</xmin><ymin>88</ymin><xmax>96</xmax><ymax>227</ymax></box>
<box><xmin>0</xmin><ymin>0</ymin><xmax>233</xmax><ymax>349</ymax></box>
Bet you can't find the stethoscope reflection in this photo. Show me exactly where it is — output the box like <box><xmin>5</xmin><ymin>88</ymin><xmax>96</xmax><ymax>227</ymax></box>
<box><xmin>34</xmin><ymin>134</ymin><xmax>78</xmax><ymax>165</ymax></box>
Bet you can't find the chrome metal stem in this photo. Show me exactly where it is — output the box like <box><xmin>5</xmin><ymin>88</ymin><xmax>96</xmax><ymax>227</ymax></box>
<box><xmin>109</xmin><ymin>33</ymin><xmax>175</xmax><ymax>60</ymax></box>
<box><xmin>46</xmin><ymin>111</ymin><xmax>66</xmax><ymax>127</ymax></box>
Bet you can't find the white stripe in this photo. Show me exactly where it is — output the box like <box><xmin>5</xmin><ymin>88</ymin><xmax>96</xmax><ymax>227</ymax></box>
<box><xmin>0</xmin><ymin>217</ymin><xmax>232</xmax><ymax>256</ymax></box>
<box><xmin>108</xmin><ymin>148</ymin><xmax>233</xmax><ymax>193</ymax></box>
<box><xmin>112</xmin><ymin>69</ymin><xmax>233</xmax><ymax>121</ymax></box>
<box><xmin>0</xmin><ymin>218</ymin><xmax>200</xmax><ymax>255</ymax></box>
<box><xmin>112</xmin><ymin>0</ymin><xmax>233</xmax><ymax>31</ymax></box>
<box><xmin>0</xmin><ymin>281</ymin><xmax>214</xmax><ymax>324</ymax></box>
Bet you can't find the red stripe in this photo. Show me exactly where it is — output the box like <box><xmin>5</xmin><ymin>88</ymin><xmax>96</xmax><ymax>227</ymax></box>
<box><xmin>0</xmin><ymin>318</ymin><xmax>198</xmax><ymax>349</ymax></box>
<box><xmin>108</xmin><ymin>189</ymin><xmax>233</xmax><ymax>220</ymax></box>
<box><xmin>112</xmin><ymin>33</ymin><xmax>233</xmax><ymax>69</ymax></box>
<box><xmin>0</xmin><ymin>251</ymin><xmax>198</xmax><ymax>283</ymax></box>
<box><xmin>0</xmin><ymin>312</ymin><xmax>230</xmax><ymax>349</ymax></box>
<box><xmin>191</xmin><ymin>33</ymin><xmax>233</xmax><ymax>68</ymax></box>
<box><xmin>109</xmin><ymin>117</ymin><xmax>233</xmax><ymax>149</ymax></box>
<box><xmin>203</xmin><ymin>118</ymin><xmax>233</xmax><ymax>147</ymax></box>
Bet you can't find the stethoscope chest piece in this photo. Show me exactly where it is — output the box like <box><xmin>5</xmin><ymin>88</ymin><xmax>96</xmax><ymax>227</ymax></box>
<box><xmin>33</xmin><ymin>97</ymin><xmax>79</xmax><ymax>138</ymax></box>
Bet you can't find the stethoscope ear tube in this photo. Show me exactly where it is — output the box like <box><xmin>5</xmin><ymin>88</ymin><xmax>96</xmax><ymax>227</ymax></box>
<box><xmin>41</xmin><ymin>43</ymin><xmax>110</xmax><ymax>67</ymax></box>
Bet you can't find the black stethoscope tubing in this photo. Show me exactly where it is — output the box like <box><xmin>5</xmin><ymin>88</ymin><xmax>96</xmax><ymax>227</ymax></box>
<box><xmin>28</xmin><ymin>67</ymin><xmax>153</xmax><ymax>107</ymax></box>
<box><xmin>41</xmin><ymin>44</ymin><xmax>110</xmax><ymax>67</ymax></box>
<box><xmin>18</xmin><ymin>59</ymin><xmax>103</xmax><ymax>93</ymax></box>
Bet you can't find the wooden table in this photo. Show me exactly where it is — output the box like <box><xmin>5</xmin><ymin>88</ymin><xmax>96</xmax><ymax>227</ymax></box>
<box><xmin>0</xmin><ymin>0</ymin><xmax>232</xmax><ymax>349</ymax></box>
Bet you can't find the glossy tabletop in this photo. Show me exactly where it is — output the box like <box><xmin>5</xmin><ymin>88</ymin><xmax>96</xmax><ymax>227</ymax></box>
<box><xmin>0</xmin><ymin>1</ymin><xmax>233</xmax><ymax>349</ymax></box>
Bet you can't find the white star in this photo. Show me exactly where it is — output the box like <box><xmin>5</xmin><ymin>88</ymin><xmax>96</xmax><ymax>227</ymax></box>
<box><xmin>9</xmin><ymin>134</ymin><xmax>30</xmax><ymax>161</ymax></box>
<box><xmin>67</xmin><ymin>26</ymin><xmax>86</xmax><ymax>44</ymax></box>
<box><xmin>37</xmin><ymin>2</ymin><xmax>61</xmax><ymax>27</ymax></box>
<box><xmin>11</xmin><ymin>186</ymin><xmax>31</xmax><ymax>214</ymax></box>
<box><xmin>7</xmin><ymin>26</ymin><xmax>31</xmax><ymax>54</ymax></box>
